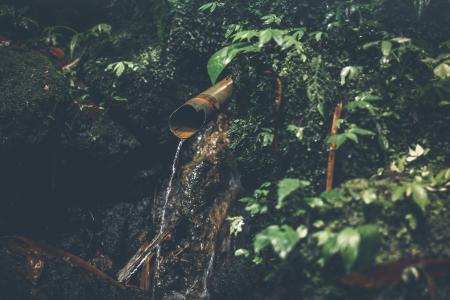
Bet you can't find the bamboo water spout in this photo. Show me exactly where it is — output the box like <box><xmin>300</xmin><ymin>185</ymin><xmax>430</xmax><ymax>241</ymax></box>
<box><xmin>168</xmin><ymin>77</ymin><xmax>233</xmax><ymax>139</ymax></box>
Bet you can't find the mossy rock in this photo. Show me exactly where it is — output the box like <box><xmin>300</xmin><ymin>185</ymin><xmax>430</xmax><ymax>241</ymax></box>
<box><xmin>0</xmin><ymin>47</ymin><xmax>69</xmax><ymax>146</ymax></box>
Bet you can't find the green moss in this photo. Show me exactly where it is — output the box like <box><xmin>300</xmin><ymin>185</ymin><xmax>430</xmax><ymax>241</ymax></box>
<box><xmin>0</xmin><ymin>48</ymin><xmax>69</xmax><ymax>145</ymax></box>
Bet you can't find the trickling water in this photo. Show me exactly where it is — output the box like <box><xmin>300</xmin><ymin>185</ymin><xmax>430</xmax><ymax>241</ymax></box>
<box><xmin>200</xmin><ymin>250</ymin><xmax>215</xmax><ymax>300</ymax></box>
<box><xmin>154</xmin><ymin>139</ymin><xmax>184</xmax><ymax>293</ymax></box>
<box><xmin>116</xmin><ymin>140</ymin><xmax>184</xmax><ymax>285</ymax></box>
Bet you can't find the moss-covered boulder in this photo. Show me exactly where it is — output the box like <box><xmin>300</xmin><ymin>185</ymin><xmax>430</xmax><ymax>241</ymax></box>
<box><xmin>0</xmin><ymin>47</ymin><xmax>69</xmax><ymax>146</ymax></box>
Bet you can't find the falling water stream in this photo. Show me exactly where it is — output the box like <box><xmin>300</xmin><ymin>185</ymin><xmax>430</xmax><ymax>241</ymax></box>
<box><xmin>200</xmin><ymin>250</ymin><xmax>215</xmax><ymax>300</ymax></box>
<box><xmin>116</xmin><ymin>140</ymin><xmax>184</xmax><ymax>285</ymax></box>
<box><xmin>154</xmin><ymin>139</ymin><xmax>184</xmax><ymax>294</ymax></box>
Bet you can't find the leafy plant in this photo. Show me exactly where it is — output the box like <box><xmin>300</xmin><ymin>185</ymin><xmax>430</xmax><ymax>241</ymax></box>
<box><xmin>239</xmin><ymin>182</ymin><xmax>271</xmax><ymax>215</ymax></box>
<box><xmin>254</xmin><ymin>224</ymin><xmax>304</xmax><ymax>260</ymax></box>
<box><xmin>227</xmin><ymin>216</ymin><xmax>245</xmax><ymax>236</ymax></box>
<box><xmin>327</xmin><ymin>123</ymin><xmax>375</xmax><ymax>149</ymax></box>
<box><xmin>198</xmin><ymin>1</ymin><xmax>224</xmax><ymax>13</ymax></box>
<box><xmin>105</xmin><ymin>61</ymin><xmax>138</xmax><ymax>78</ymax></box>
<box><xmin>314</xmin><ymin>224</ymin><xmax>380</xmax><ymax>273</ymax></box>
<box><xmin>206</xmin><ymin>25</ymin><xmax>307</xmax><ymax>83</ymax></box>
<box><xmin>276</xmin><ymin>178</ymin><xmax>310</xmax><ymax>209</ymax></box>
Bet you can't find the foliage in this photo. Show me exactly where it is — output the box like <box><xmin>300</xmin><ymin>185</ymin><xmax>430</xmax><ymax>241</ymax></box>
<box><xmin>198</xmin><ymin>1</ymin><xmax>224</xmax><ymax>13</ymax></box>
<box><xmin>206</xmin><ymin>22</ymin><xmax>307</xmax><ymax>83</ymax></box>
<box><xmin>253</xmin><ymin>224</ymin><xmax>302</xmax><ymax>260</ymax></box>
<box><xmin>314</xmin><ymin>224</ymin><xmax>380</xmax><ymax>273</ymax></box>
<box><xmin>276</xmin><ymin>178</ymin><xmax>309</xmax><ymax>209</ymax></box>
<box><xmin>239</xmin><ymin>182</ymin><xmax>271</xmax><ymax>215</ymax></box>
<box><xmin>227</xmin><ymin>216</ymin><xmax>245</xmax><ymax>236</ymax></box>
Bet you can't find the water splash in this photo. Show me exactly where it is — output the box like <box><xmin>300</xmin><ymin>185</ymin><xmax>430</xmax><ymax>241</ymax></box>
<box><xmin>154</xmin><ymin>139</ymin><xmax>184</xmax><ymax>293</ymax></box>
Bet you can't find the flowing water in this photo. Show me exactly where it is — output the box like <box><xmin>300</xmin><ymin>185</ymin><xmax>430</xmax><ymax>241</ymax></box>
<box><xmin>154</xmin><ymin>139</ymin><xmax>184</xmax><ymax>293</ymax></box>
<box><xmin>116</xmin><ymin>140</ymin><xmax>184</xmax><ymax>284</ymax></box>
<box><xmin>200</xmin><ymin>250</ymin><xmax>215</xmax><ymax>300</ymax></box>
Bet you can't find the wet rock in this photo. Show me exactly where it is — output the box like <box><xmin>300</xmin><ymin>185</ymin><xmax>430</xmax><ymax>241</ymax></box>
<box><xmin>153</xmin><ymin>114</ymin><xmax>242</xmax><ymax>299</ymax></box>
<box><xmin>97</xmin><ymin>198</ymin><xmax>153</xmax><ymax>268</ymax></box>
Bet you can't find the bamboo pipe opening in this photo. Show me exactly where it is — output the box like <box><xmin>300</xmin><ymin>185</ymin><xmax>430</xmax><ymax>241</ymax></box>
<box><xmin>169</xmin><ymin>104</ymin><xmax>207</xmax><ymax>139</ymax></box>
<box><xmin>168</xmin><ymin>78</ymin><xmax>233</xmax><ymax>139</ymax></box>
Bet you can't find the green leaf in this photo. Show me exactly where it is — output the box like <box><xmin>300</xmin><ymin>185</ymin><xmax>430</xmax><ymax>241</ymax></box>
<box><xmin>315</xmin><ymin>31</ymin><xmax>323</xmax><ymax>42</ymax></box>
<box><xmin>405</xmin><ymin>214</ymin><xmax>417</xmax><ymax>230</ymax></box>
<box><xmin>356</xmin><ymin>224</ymin><xmax>380</xmax><ymax>268</ymax></box>
<box><xmin>361</xmin><ymin>189</ymin><xmax>377</xmax><ymax>204</ymax></box>
<box><xmin>411</xmin><ymin>183</ymin><xmax>429</xmax><ymax>211</ymax></box>
<box><xmin>258</xmin><ymin>29</ymin><xmax>273</xmax><ymax>47</ymax></box>
<box><xmin>227</xmin><ymin>216</ymin><xmax>245</xmax><ymax>236</ymax></box>
<box><xmin>112</xmin><ymin>95</ymin><xmax>128</xmax><ymax>102</ymax></box>
<box><xmin>240</xmin><ymin>196</ymin><xmax>267</xmax><ymax>215</ymax></box>
<box><xmin>207</xmin><ymin>43</ymin><xmax>247</xmax><ymax>84</ymax></box>
<box><xmin>391</xmin><ymin>37</ymin><xmax>411</xmax><ymax>44</ymax></box>
<box><xmin>337</xmin><ymin>228</ymin><xmax>361</xmax><ymax>273</ymax></box>
<box><xmin>314</xmin><ymin>231</ymin><xmax>339</xmax><ymax>262</ymax></box>
<box><xmin>433</xmin><ymin>63</ymin><xmax>450</xmax><ymax>80</ymax></box>
<box><xmin>296</xmin><ymin>225</ymin><xmax>308</xmax><ymax>239</ymax></box>
<box><xmin>392</xmin><ymin>185</ymin><xmax>406</xmax><ymax>201</ymax></box>
<box><xmin>234</xmin><ymin>248</ymin><xmax>249</xmax><ymax>257</ymax></box>
<box><xmin>381</xmin><ymin>40</ymin><xmax>392</xmax><ymax>57</ymax></box>
<box><xmin>345</xmin><ymin>132</ymin><xmax>359</xmax><ymax>143</ymax></box>
<box><xmin>287</xmin><ymin>124</ymin><xmax>304</xmax><ymax>141</ymax></box>
<box><xmin>350</xmin><ymin>127</ymin><xmax>375</xmax><ymax>136</ymax></box>
<box><xmin>114</xmin><ymin>62</ymin><xmax>125</xmax><ymax>77</ymax></box>
<box><xmin>340</xmin><ymin>66</ymin><xmax>359</xmax><ymax>86</ymax></box>
<box><xmin>277</xmin><ymin>178</ymin><xmax>309</xmax><ymax>209</ymax></box>
<box><xmin>254</xmin><ymin>225</ymin><xmax>299</xmax><ymax>259</ymax></box>
<box><xmin>327</xmin><ymin>134</ymin><xmax>347</xmax><ymax>149</ymax></box>
<box><xmin>69</xmin><ymin>34</ymin><xmax>79</xmax><ymax>58</ymax></box>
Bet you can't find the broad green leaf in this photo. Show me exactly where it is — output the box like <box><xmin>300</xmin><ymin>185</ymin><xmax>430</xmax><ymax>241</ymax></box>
<box><xmin>345</xmin><ymin>132</ymin><xmax>359</xmax><ymax>143</ymax></box>
<box><xmin>207</xmin><ymin>43</ymin><xmax>247</xmax><ymax>84</ymax></box>
<box><xmin>340</xmin><ymin>66</ymin><xmax>359</xmax><ymax>86</ymax></box>
<box><xmin>115</xmin><ymin>62</ymin><xmax>125</xmax><ymax>77</ymax></box>
<box><xmin>411</xmin><ymin>183</ymin><xmax>429</xmax><ymax>211</ymax></box>
<box><xmin>433</xmin><ymin>63</ymin><xmax>450</xmax><ymax>80</ymax></box>
<box><xmin>254</xmin><ymin>225</ymin><xmax>299</xmax><ymax>259</ymax></box>
<box><xmin>296</xmin><ymin>225</ymin><xmax>308</xmax><ymax>239</ymax></box>
<box><xmin>327</xmin><ymin>134</ymin><xmax>347</xmax><ymax>149</ymax></box>
<box><xmin>337</xmin><ymin>228</ymin><xmax>361</xmax><ymax>273</ymax></box>
<box><xmin>234</xmin><ymin>248</ymin><xmax>249</xmax><ymax>257</ymax></box>
<box><xmin>258</xmin><ymin>29</ymin><xmax>273</xmax><ymax>47</ymax></box>
<box><xmin>392</xmin><ymin>185</ymin><xmax>406</xmax><ymax>201</ymax></box>
<box><xmin>277</xmin><ymin>178</ymin><xmax>309</xmax><ymax>209</ymax></box>
<box><xmin>271</xmin><ymin>29</ymin><xmax>285</xmax><ymax>46</ymax></box>
<box><xmin>381</xmin><ymin>40</ymin><xmax>392</xmax><ymax>57</ymax></box>
<box><xmin>361</xmin><ymin>189</ymin><xmax>377</xmax><ymax>204</ymax></box>
<box><xmin>320</xmin><ymin>233</ymin><xmax>339</xmax><ymax>262</ymax></box>
<box><xmin>356</xmin><ymin>224</ymin><xmax>380</xmax><ymax>268</ymax></box>
<box><xmin>305</xmin><ymin>197</ymin><xmax>325</xmax><ymax>208</ymax></box>
<box><xmin>350</xmin><ymin>127</ymin><xmax>375</xmax><ymax>136</ymax></box>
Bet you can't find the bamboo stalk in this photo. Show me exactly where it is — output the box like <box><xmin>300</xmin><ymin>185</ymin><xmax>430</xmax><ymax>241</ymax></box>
<box><xmin>139</xmin><ymin>252</ymin><xmax>154</xmax><ymax>292</ymax></box>
<box><xmin>326</xmin><ymin>100</ymin><xmax>344</xmax><ymax>192</ymax></box>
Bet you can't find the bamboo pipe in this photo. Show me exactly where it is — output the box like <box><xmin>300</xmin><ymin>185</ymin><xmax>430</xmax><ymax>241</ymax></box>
<box><xmin>168</xmin><ymin>77</ymin><xmax>233</xmax><ymax>139</ymax></box>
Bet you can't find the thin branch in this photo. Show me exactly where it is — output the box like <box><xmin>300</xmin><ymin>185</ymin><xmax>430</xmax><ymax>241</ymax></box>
<box><xmin>326</xmin><ymin>100</ymin><xmax>344</xmax><ymax>192</ymax></box>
